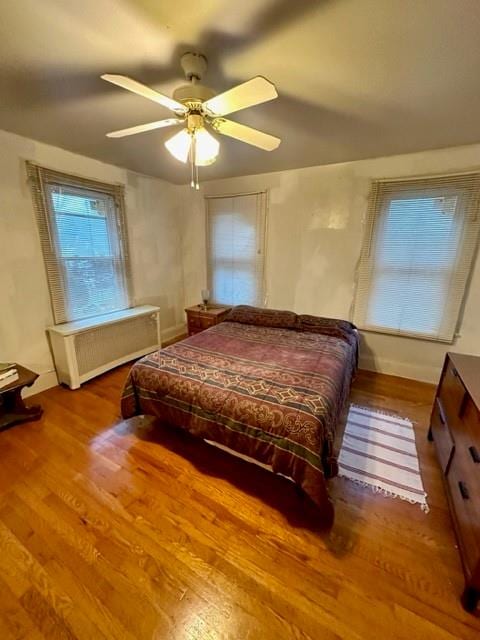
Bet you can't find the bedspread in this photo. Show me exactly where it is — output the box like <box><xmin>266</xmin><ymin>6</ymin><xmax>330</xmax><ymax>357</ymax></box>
<box><xmin>121</xmin><ymin>318</ymin><xmax>358</xmax><ymax>509</ymax></box>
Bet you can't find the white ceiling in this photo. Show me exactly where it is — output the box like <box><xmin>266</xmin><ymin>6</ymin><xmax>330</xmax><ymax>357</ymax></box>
<box><xmin>2</xmin><ymin>0</ymin><xmax>480</xmax><ymax>183</ymax></box>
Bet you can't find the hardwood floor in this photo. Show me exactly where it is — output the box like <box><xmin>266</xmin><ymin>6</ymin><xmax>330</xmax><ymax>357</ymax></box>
<box><xmin>0</xmin><ymin>365</ymin><xmax>479</xmax><ymax>639</ymax></box>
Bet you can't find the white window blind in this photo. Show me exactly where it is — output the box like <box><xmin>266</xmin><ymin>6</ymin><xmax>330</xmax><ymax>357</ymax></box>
<box><xmin>27</xmin><ymin>163</ymin><xmax>132</xmax><ymax>324</ymax></box>
<box><xmin>206</xmin><ymin>192</ymin><xmax>267</xmax><ymax>306</ymax></box>
<box><xmin>354</xmin><ymin>173</ymin><xmax>480</xmax><ymax>342</ymax></box>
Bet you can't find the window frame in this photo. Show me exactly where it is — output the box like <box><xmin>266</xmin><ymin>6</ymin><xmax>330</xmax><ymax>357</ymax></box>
<box><xmin>27</xmin><ymin>162</ymin><xmax>133</xmax><ymax>324</ymax></box>
<box><xmin>205</xmin><ymin>191</ymin><xmax>268</xmax><ymax>308</ymax></box>
<box><xmin>353</xmin><ymin>173</ymin><xmax>480</xmax><ymax>343</ymax></box>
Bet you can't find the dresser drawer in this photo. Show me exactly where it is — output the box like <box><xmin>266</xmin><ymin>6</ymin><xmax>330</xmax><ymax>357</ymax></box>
<box><xmin>462</xmin><ymin>398</ymin><xmax>480</xmax><ymax>450</ymax></box>
<box><xmin>439</xmin><ymin>358</ymin><xmax>468</xmax><ymax>425</ymax></box>
<box><xmin>431</xmin><ymin>397</ymin><xmax>455</xmax><ymax>473</ymax></box>
<box><xmin>201</xmin><ymin>315</ymin><xmax>216</xmax><ymax>326</ymax></box>
<box><xmin>446</xmin><ymin>395</ymin><xmax>480</xmax><ymax>466</ymax></box>
<box><xmin>188</xmin><ymin>315</ymin><xmax>214</xmax><ymax>329</ymax></box>
<box><xmin>447</xmin><ymin>454</ymin><xmax>480</xmax><ymax>577</ymax></box>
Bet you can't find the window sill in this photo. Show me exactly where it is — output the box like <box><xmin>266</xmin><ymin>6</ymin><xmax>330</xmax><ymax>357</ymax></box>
<box><xmin>47</xmin><ymin>305</ymin><xmax>160</xmax><ymax>337</ymax></box>
<box><xmin>358</xmin><ymin>325</ymin><xmax>456</xmax><ymax>345</ymax></box>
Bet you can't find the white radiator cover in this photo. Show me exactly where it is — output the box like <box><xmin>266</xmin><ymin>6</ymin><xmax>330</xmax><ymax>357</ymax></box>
<box><xmin>47</xmin><ymin>305</ymin><xmax>161</xmax><ymax>389</ymax></box>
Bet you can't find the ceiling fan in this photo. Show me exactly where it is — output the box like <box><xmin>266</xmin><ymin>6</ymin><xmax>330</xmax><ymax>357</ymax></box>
<box><xmin>102</xmin><ymin>52</ymin><xmax>281</xmax><ymax>188</ymax></box>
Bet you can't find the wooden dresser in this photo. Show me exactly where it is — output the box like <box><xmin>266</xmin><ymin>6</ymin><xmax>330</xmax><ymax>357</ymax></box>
<box><xmin>428</xmin><ymin>352</ymin><xmax>480</xmax><ymax>612</ymax></box>
<box><xmin>185</xmin><ymin>305</ymin><xmax>232</xmax><ymax>337</ymax></box>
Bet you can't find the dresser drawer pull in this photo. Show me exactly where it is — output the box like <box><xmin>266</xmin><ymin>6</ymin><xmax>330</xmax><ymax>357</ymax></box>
<box><xmin>469</xmin><ymin>446</ymin><xmax>480</xmax><ymax>464</ymax></box>
<box><xmin>458</xmin><ymin>481</ymin><xmax>470</xmax><ymax>500</ymax></box>
<box><xmin>452</xmin><ymin>367</ymin><xmax>458</xmax><ymax>378</ymax></box>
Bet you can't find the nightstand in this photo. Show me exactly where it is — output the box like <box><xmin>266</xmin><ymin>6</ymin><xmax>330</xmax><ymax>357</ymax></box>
<box><xmin>185</xmin><ymin>305</ymin><xmax>232</xmax><ymax>336</ymax></box>
<box><xmin>0</xmin><ymin>364</ymin><xmax>43</xmax><ymax>431</ymax></box>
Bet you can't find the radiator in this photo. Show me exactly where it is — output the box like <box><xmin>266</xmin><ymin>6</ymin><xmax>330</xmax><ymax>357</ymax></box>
<box><xmin>47</xmin><ymin>305</ymin><xmax>161</xmax><ymax>389</ymax></box>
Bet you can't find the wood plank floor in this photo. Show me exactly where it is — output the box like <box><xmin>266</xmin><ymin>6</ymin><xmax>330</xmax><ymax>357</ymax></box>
<box><xmin>0</xmin><ymin>365</ymin><xmax>479</xmax><ymax>639</ymax></box>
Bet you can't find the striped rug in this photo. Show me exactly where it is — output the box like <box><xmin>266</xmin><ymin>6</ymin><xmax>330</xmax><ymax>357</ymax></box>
<box><xmin>338</xmin><ymin>404</ymin><xmax>428</xmax><ymax>512</ymax></box>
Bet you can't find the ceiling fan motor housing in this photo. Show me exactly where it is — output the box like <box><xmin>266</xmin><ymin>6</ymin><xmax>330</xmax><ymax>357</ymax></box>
<box><xmin>175</xmin><ymin>52</ymin><xmax>215</xmax><ymax>108</ymax></box>
<box><xmin>173</xmin><ymin>83</ymin><xmax>216</xmax><ymax>107</ymax></box>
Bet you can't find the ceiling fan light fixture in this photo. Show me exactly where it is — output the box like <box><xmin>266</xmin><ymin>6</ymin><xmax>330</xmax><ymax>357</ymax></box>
<box><xmin>165</xmin><ymin>129</ymin><xmax>191</xmax><ymax>163</ymax></box>
<box><xmin>165</xmin><ymin>125</ymin><xmax>219</xmax><ymax>167</ymax></box>
<box><xmin>193</xmin><ymin>127</ymin><xmax>219</xmax><ymax>166</ymax></box>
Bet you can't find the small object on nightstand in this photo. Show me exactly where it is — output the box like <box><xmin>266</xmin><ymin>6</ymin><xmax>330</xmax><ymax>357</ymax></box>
<box><xmin>201</xmin><ymin>288</ymin><xmax>210</xmax><ymax>311</ymax></box>
<box><xmin>0</xmin><ymin>364</ymin><xmax>19</xmax><ymax>388</ymax></box>
<box><xmin>0</xmin><ymin>364</ymin><xmax>43</xmax><ymax>431</ymax></box>
<box><xmin>185</xmin><ymin>304</ymin><xmax>232</xmax><ymax>336</ymax></box>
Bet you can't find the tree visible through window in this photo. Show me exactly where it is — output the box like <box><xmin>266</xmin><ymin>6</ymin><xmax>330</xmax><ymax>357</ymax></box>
<box><xmin>28</xmin><ymin>163</ymin><xmax>132</xmax><ymax>324</ymax></box>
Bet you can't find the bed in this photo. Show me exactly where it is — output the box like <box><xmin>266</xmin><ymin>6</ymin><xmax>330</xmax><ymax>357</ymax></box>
<box><xmin>121</xmin><ymin>305</ymin><xmax>358</xmax><ymax>522</ymax></box>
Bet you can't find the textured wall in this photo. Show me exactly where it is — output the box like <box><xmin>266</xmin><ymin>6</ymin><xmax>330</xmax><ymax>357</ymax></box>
<box><xmin>0</xmin><ymin>129</ymin><xmax>185</xmax><ymax>393</ymax></box>
<box><xmin>3</xmin><ymin>125</ymin><xmax>480</xmax><ymax>391</ymax></box>
<box><xmin>181</xmin><ymin>143</ymin><xmax>480</xmax><ymax>383</ymax></box>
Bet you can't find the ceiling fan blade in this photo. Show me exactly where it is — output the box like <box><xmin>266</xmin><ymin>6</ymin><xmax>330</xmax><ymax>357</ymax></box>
<box><xmin>106</xmin><ymin>118</ymin><xmax>183</xmax><ymax>138</ymax></box>
<box><xmin>101</xmin><ymin>74</ymin><xmax>187</xmax><ymax>114</ymax></box>
<box><xmin>203</xmin><ymin>76</ymin><xmax>278</xmax><ymax>117</ymax></box>
<box><xmin>213</xmin><ymin>118</ymin><xmax>281</xmax><ymax>151</ymax></box>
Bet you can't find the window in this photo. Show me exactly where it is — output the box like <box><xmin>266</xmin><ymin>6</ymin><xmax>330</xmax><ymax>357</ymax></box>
<box><xmin>27</xmin><ymin>163</ymin><xmax>132</xmax><ymax>324</ymax></box>
<box><xmin>354</xmin><ymin>173</ymin><xmax>480</xmax><ymax>342</ymax></box>
<box><xmin>206</xmin><ymin>192</ymin><xmax>267</xmax><ymax>306</ymax></box>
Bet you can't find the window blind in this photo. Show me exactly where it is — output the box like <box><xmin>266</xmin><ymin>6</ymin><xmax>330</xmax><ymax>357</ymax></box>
<box><xmin>27</xmin><ymin>163</ymin><xmax>132</xmax><ymax>324</ymax></box>
<box><xmin>206</xmin><ymin>192</ymin><xmax>267</xmax><ymax>307</ymax></box>
<box><xmin>353</xmin><ymin>173</ymin><xmax>480</xmax><ymax>342</ymax></box>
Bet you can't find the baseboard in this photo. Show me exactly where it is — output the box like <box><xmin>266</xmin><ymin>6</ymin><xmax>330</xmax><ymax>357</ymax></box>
<box><xmin>161</xmin><ymin>323</ymin><xmax>187</xmax><ymax>343</ymax></box>
<box><xmin>23</xmin><ymin>370</ymin><xmax>59</xmax><ymax>398</ymax></box>
<box><xmin>359</xmin><ymin>354</ymin><xmax>440</xmax><ymax>384</ymax></box>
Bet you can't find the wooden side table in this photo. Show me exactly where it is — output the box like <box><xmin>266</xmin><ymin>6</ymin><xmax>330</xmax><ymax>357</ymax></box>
<box><xmin>185</xmin><ymin>305</ymin><xmax>232</xmax><ymax>336</ymax></box>
<box><xmin>0</xmin><ymin>365</ymin><xmax>43</xmax><ymax>431</ymax></box>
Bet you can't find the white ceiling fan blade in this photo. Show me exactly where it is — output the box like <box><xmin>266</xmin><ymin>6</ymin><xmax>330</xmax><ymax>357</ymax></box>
<box><xmin>101</xmin><ymin>74</ymin><xmax>187</xmax><ymax>114</ymax></box>
<box><xmin>203</xmin><ymin>76</ymin><xmax>278</xmax><ymax>117</ymax></box>
<box><xmin>213</xmin><ymin>118</ymin><xmax>281</xmax><ymax>151</ymax></box>
<box><xmin>106</xmin><ymin>118</ymin><xmax>183</xmax><ymax>138</ymax></box>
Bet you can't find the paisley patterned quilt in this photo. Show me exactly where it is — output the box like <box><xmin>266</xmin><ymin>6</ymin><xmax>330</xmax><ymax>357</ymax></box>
<box><xmin>121</xmin><ymin>318</ymin><xmax>358</xmax><ymax>509</ymax></box>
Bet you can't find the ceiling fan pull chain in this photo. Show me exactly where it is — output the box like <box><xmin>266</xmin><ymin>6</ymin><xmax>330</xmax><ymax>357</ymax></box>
<box><xmin>190</xmin><ymin>135</ymin><xmax>195</xmax><ymax>188</ymax></box>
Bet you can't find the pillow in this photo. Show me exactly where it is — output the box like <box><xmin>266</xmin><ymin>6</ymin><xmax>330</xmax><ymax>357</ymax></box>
<box><xmin>298</xmin><ymin>315</ymin><xmax>358</xmax><ymax>365</ymax></box>
<box><xmin>298</xmin><ymin>314</ymin><xmax>356</xmax><ymax>335</ymax></box>
<box><xmin>225</xmin><ymin>305</ymin><xmax>298</xmax><ymax>329</ymax></box>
